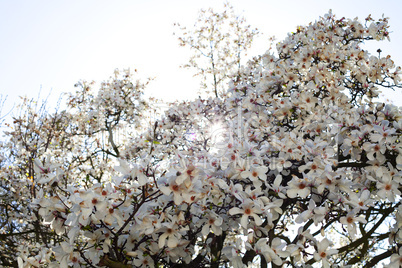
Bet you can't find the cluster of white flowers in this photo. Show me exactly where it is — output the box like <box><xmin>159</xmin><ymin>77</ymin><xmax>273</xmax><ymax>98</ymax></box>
<box><xmin>1</xmin><ymin>10</ymin><xmax>402</xmax><ymax>268</ymax></box>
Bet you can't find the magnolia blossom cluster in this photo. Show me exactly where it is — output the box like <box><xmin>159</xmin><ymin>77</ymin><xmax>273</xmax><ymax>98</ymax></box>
<box><xmin>175</xmin><ymin>3</ymin><xmax>260</xmax><ymax>99</ymax></box>
<box><xmin>1</xmin><ymin>10</ymin><xmax>402</xmax><ymax>268</ymax></box>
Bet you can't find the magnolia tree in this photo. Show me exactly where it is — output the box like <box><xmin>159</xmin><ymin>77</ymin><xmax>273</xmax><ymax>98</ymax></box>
<box><xmin>1</xmin><ymin>10</ymin><xmax>402</xmax><ymax>268</ymax></box>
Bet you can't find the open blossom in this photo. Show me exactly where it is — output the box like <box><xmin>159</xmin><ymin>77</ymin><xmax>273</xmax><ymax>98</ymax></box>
<box><xmin>287</xmin><ymin>176</ymin><xmax>311</xmax><ymax>198</ymax></box>
<box><xmin>255</xmin><ymin>238</ymin><xmax>289</xmax><ymax>266</ymax></box>
<box><xmin>295</xmin><ymin>199</ymin><xmax>327</xmax><ymax>225</ymax></box>
<box><xmin>371</xmin><ymin>120</ymin><xmax>397</xmax><ymax>143</ymax></box>
<box><xmin>221</xmin><ymin>239</ymin><xmax>245</xmax><ymax>268</ymax></box>
<box><xmin>175</xmin><ymin>163</ymin><xmax>200</xmax><ymax>185</ymax></box>
<box><xmin>269</xmin><ymin>157</ymin><xmax>292</xmax><ymax>172</ymax></box>
<box><xmin>229</xmin><ymin>199</ymin><xmax>263</xmax><ymax>228</ymax></box>
<box><xmin>340</xmin><ymin>212</ymin><xmax>367</xmax><ymax>239</ymax></box>
<box><xmin>114</xmin><ymin>159</ymin><xmax>148</xmax><ymax>186</ymax></box>
<box><xmin>240</xmin><ymin>164</ymin><xmax>268</xmax><ymax>187</ymax></box>
<box><xmin>76</xmin><ymin>190</ymin><xmax>108</xmax><ymax>226</ymax></box>
<box><xmin>33</xmin><ymin>157</ymin><xmax>61</xmax><ymax>185</ymax></box>
<box><xmin>267</xmin><ymin>175</ymin><xmax>287</xmax><ymax>198</ymax></box>
<box><xmin>201</xmin><ymin>211</ymin><xmax>223</xmax><ymax>236</ymax></box>
<box><xmin>133</xmin><ymin>252</ymin><xmax>155</xmax><ymax>267</ymax></box>
<box><xmin>313</xmin><ymin>238</ymin><xmax>338</xmax><ymax>268</ymax></box>
<box><xmin>376</xmin><ymin>174</ymin><xmax>401</xmax><ymax>202</ymax></box>
<box><xmin>158</xmin><ymin>222</ymin><xmax>188</xmax><ymax>249</ymax></box>
<box><xmin>160</xmin><ymin>178</ymin><xmax>186</xmax><ymax>205</ymax></box>
<box><xmin>345</xmin><ymin>189</ymin><xmax>373</xmax><ymax>212</ymax></box>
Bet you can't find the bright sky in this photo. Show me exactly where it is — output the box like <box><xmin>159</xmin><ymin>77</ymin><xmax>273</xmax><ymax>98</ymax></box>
<box><xmin>1</xmin><ymin>0</ymin><xmax>402</xmax><ymax>120</ymax></box>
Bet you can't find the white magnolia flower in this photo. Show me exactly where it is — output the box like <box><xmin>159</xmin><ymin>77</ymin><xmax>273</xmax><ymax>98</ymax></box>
<box><xmin>313</xmin><ymin>238</ymin><xmax>338</xmax><ymax>268</ymax></box>
<box><xmin>340</xmin><ymin>212</ymin><xmax>367</xmax><ymax>239</ymax></box>
<box><xmin>229</xmin><ymin>199</ymin><xmax>263</xmax><ymax>228</ymax></box>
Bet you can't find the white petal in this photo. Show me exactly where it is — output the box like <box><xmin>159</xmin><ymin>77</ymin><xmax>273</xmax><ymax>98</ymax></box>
<box><xmin>159</xmin><ymin>233</ymin><xmax>167</xmax><ymax>249</ymax></box>
<box><xmin>252</xmin><ymin>214</ymin><xmax>262</xmax><ymax>226</ymax></box>
<box><xmin>229</xmin><ymin>207</ymin><xmax>243</xmax><ymax>215</ymax></box>
<box><xmin>167</xmin><ymin>235</ymin><xmax>178</xmax><ymax>248</ymax></box>
<box><xmin>17</xmin><ymin>257</ymin><xmax>23</xmax><ymax>268</ymax></box>
<box><xmin>202</xmin><ymin>224</ymin><xmax>210</xmax><ymax>236</ymax></box>
<box><xmin>240</xmin><ymin>215</ymin><xmax>248</xmax><ymax>228</ymax></box>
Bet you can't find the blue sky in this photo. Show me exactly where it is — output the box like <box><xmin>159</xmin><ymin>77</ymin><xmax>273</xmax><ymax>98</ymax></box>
<box><xmin>1</xmin><ymin>0</ymin><xmax>402</xmax><ymax>119</ymax></box>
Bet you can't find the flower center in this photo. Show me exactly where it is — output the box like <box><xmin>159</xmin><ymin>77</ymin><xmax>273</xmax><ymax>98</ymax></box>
<box><xmin>385</xmin><ymin>184</ymin><xmax>392</xmax><ymax>191</ymax></box>
<box><xmin>311</xmin><ymin>164</ymin><xmax>317</xmax><ymax>170</ymax></box>
<box><xmin>172</xmin><ymin>185</ymin><xmax>179</xmax><ymax>191</ymax></box>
